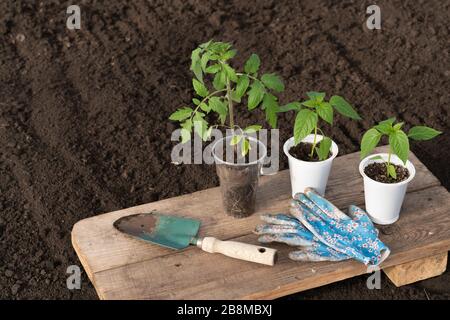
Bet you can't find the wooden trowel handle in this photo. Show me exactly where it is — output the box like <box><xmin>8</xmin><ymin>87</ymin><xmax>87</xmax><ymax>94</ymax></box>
<box><xmin>198</xmin><ymin>237</ymin><xmax>277</xmax><ymax>266</ymax></box>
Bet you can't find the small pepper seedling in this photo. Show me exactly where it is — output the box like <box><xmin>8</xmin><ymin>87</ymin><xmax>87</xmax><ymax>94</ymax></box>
<box><xmin>360</xmin><ymin>117</ymin><xmax>442</xmax><ymax>179</ymax></box>
<box><xmin>281</xmin><ymin>92</ymin><xmax>361</xmax><ymax>160</ymax></box>
<box><xmin>169</xmin><ymin>40</ymin><xmax>292</xmax><ymax>156</ymax></box>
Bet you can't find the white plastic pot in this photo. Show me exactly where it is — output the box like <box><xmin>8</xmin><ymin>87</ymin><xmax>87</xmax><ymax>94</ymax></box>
<box><xmin>359</xmin><ymin>153</ymin><xmax>416</xmax><ymax>225</ymax></box>
<box><xmin>283</xmin><ymin>134</ymin><xmax>338</xmax><ymax>198</ymax></box>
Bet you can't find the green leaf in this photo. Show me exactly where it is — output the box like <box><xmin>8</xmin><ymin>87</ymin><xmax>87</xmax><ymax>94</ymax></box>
<box><xmin>387</xmin><ymin>164</ymin><xmax>397</xmax><ymax>179</ymax></box>
<box><xmin>210</xmin><ymin>41</ymin><xmax>231</xmax><ymax>52</ymax></box>
<box><xmin>200</xmin><ymin>52</ymin><xmax>210</xmax><ymax>72</ymax></box>
<box><xmin>192</xmin><ymin>78</ymin><xmax>209</xmax><ymax>97</ymax></box>
<box><xmin>261</xmin><ymin>73</ymin><xmax>284</xmax><ymax>92</ymax></box>
<box><xmin>316</xmin><ymin>137</ymin><xmax>332</xmax><ymax>161</ymax></box>
<box><xmin>213</xmin><ymin>71</ymin><xmax>226</xmax><ymax>90</ymax></box>
<box><xmin>169</xmin><ymin>107</ymin><xmax>193</xmax><ymax>121</ymax></box>
<box><xmin>306</xmin><ymin>91</ymin><xmax>325</xmax><ymax>102</ymax></box>
<box><xmin>209</xmin><ymin>97</ymin><xmax>227</xmax><ymax>115</ymax></box>
<box><xmin>191</xmin><ymin>62</ymin><xmax>203</xmax><ymax>83</ymax></box>
<box><xmin>180</xmin><ymin>130</ymin><xmax>191</xmax><ymax>144</ymax></box>
<box><xmin>278</xmin><ymin>102</ymin><xmax>301</xmax><ymax>113</ymax></box>
<box><xmin>244</xmin><ymin>54</ymin><xmax>260</xmax><ymax>74</ymax></box>
<box><xmin>230</xmin><ymin>91</ymin><xmax>241</xmax><ymax>103</ymax></box>
<box><xmin>235</xmin><ymin>75</ymin><xmax>250</xmax><ymax>98</ymax></box>
<box><xmin>301</xmin><ymin>99</ymin><xmax>319</xmax><ymax>108</ymax></box>
<box><xmin>223</xmin><ymin>63</ymin><xmax>238</xmax><ymax>82</ymax></box>
<box><xmin>199</xmin><ymin>102</ymin><xmax>211</xmax><ymax>113</ymax></box>
<box><xmin>375</xmin><ymin>122</ymin><xmax>393</xmax><ymax>135</ymax></box>
<box><xmin>393</xmin><ymin>122</ymin><xmax>404</xmax><ymax>131</ymax></box>
<box><xmin>244</xmin><ymin>125</ymin><xmax>262</xmax><ymax>134</ymax></box>
<box><xmin>209</xmin><ymin>97</ymin><xmax>227</xmax><ymax>125</ymax></box>
<box><xmin>192</xmin><ymin>98</ymin><xmax>201</xmax><ymax>105</ymax></box>
<box><xmin>190</xmin><ymin>48</ymin><xmax>203</xmax><ymax>83</ymax></box>
<box><xmin>218</xmin><ymin>112</ymin><xmax>227</xmax><ymax>125</ymax></box>
<box><xmin>408</xmin><ymin>126</ymin><xmax>442</xmax><ymax>141</ymax></box>
<box><xmin>316</xmin><ymin>102</ymin><xmax>333</xmax><ymax>125</ymax></box>
<box><xmin>199</xmin><ymin>40</ymin><xmax>212</xmax><ymax>49</ymax></box>
<box><xmin>241</xmin><ymin>138</ymin><xmax>251</xmax><ymax>156</ymax></box>
<box><xmin>230</xmin><ymin>135</ymin><xmax>242</xmax><ymax>146</ymax></box>
<box><xmin>330</xmin><ymin>95</ymin><xmax>361</xmax><ymax>120</ymax></box>
<box><xmin>193</xmin><ymin>113</ymin><xmax>208</xmax><ymax>141</ymax></box>
<box><xmin>180</xmin><ymin>119</ymin><xmax>192</xmax><ymax>143</ymax></box>
<box><xmin>247</xmin><ymin>81</ymin><xmax>265</xmax><ymax>110</ymax></box>
<box><xmin>389</xmin><ymin>130</ymin><xmax>409</xmax><ymax>164</ymax></box>
<box><xmin>208</xmin><ymin>54</ymin><xmax>220</xmax><ymax>60</ymax></box>
<box><xmin>360</xmin><ymin>128</ymin><xmax>381</xmax><ymax>159</ymax></box>
<box><xmin>294</xmin><ymin>109</ymin><xmax>318</xmax><ymax>145</ymax></box>
<box><xmin>380</xmin><ymin>117</ymin><xmax>396</xmax><ymax>125</ymax></box>
<box><xmin>205</xmin><ymin>64</ymin><xmax>221</xmax><ymax>74</ymax></box>
<box><xmin>203</xmin><ymin>126</ymin><xmax>213</xmax><ymax>141</ymax></box>
<box><xmin>221</xmin><ymin>49</ymin><xmax>237</xmax><ymax>60</ymax></box>
<box><xmin>370</xmin><ymin>155</ymin><xmax>384</xmax><ymax>161</ymax></box>
<box><xmin>262</xmin><ymin>93</ymin><xmax>278</xmax><ymax>128</ymax></box>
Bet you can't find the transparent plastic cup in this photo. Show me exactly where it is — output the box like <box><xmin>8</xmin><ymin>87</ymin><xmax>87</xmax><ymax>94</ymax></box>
<box><xmin>212</xmin><ymin>136</ymin><xmax>271</xmax><ymax>218</ymax></box>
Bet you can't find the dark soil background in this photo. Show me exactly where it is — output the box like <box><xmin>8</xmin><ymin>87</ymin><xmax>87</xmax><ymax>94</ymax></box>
<box><xmin>0</xmin><ymin>0</ymin><xmax>449</xmax><ymax>299</ymax></box>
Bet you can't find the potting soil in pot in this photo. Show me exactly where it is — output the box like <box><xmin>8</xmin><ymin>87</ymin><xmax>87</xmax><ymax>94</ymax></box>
<box><xmin>213</xmin><ymin>138</ymin><xmax>264</xmax><ymax>218</ymax></box>
<box><xmin>364</xmin><ymin>163</ymin><xmax>410</xmax><ymax>183</ymax></box>
<box><xmin>216</xmin><ymin>162</ymin><xmax>259</xmax><ymax>218</ymax></box>
<box><xmin>289</xmin><ymin>142</ymin><xmax>332</xmax><ymax>162</ymax></box>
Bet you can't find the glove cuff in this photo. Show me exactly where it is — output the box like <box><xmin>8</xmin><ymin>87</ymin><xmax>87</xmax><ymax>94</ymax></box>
<box><xmin>368</xmin><ymin>238</ymin><xmax>390</xmax><ymax>266</ymax></box>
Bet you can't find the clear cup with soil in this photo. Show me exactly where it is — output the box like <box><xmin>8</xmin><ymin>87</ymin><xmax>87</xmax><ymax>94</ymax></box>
<box><xmin>359</xmin><ymin>153</ymin><xmax>416</xmax><ymax>225</ymax></box>
<box><xmin>212</xmin><ymin>136</ymin><xmax>269</xmax><ymax>218</ymax></box>
<box><xmin>283</xmin><ymin>134</ymin><xmax>338</xmax><ymax>197</ymax></box>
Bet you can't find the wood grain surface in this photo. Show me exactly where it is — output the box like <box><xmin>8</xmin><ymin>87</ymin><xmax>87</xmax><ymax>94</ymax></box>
<box><xmin>71</xmin><ymin>146</ymin><xmax>449</xmax><ymax>299</ymax></box>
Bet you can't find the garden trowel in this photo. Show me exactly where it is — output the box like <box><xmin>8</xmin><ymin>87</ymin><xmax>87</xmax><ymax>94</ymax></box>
<box><xmin>113</xmin><ymin>212</ymin><xmax>277</xmax><ymax>266</ymax></box>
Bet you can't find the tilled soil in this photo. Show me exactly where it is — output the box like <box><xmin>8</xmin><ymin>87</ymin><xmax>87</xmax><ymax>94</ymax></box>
<box><xmin>0</xmin><ymin>0</ymin><xmax>449</xmax><ymax>299</ymax></box>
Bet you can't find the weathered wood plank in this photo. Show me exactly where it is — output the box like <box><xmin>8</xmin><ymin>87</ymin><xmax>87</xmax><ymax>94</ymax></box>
<box><xmin>72</xmin><ymin>146</ymin><xmax>441</xmax><ymax>282</ymax></box>
<box><xmin>90</xmin><ymin>185</ymin><xmax>450</xmax><ymax>300</ymax></box>
<box><xmin>383</xmin><ymin>252</ymin><xmax>448</xmax><ymax>287</ymax></box>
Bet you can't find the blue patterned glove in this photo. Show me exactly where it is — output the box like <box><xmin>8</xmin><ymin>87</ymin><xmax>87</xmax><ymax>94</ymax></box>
<box><xmin>291</xmin><ymin>188</ymin><xmax>390</xmax><ymax>266</ymax></box>
<box><xmin>255</xmin><ymin>213</ymin><xmax>349</xmax><ymax>262</ymax></box>
<box><xmin>255</xmin><ymin>188</ymin><xmax>390</xmax><ymax>266</ymax></box>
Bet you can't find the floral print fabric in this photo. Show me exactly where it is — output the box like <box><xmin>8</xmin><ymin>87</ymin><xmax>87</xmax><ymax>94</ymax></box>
<box><xmin>255</xmin><ymin>187</ymin><xmax>390</xmax><ymax>266</ymax></box>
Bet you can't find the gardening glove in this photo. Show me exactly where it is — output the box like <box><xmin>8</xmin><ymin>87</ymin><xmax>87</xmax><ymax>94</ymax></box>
<box><xmin>291</xmin><ymin>188</ymin><xmax>390</xmax><ymax>266</ymax></box>
<box><xmin>254</xmin><ymin>213</ymin><xmax>350</xmax><ymax>262</ymax></box>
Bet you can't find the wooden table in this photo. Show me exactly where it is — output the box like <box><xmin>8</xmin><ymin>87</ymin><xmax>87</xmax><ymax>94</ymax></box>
<box><xmin>72</xmin><ymin>146</ymin><xmax>450</xmax><ymax>299</ymax></box>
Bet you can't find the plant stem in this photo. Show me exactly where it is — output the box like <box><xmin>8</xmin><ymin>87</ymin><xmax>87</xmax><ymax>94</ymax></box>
<box><xmin>236</xmin><ymin>72</ymin><xmax>259</xmax><ymax>82</ymax></box>
<box><xmin>236</xmin><ymin>72</ymin><xmax>264</xmax><ymax>89</ymax></box>
<box><xmin>310</xmin><ymin>125</ymin><xmax>318</xmax><ymax>158</ymax></box>
<box><xmin>226</xmin><ymin>78</ymin><xmax>234</xmax><ymax>130</ymax></box>
<box><xmin>190</xmin><ymin>89</ymin><xmax>227</xmax><ymax>120</ymax></box>
<box><xmin>316</xmin><ymin>127</ymin><xmax>327</xmax><ymax>137</ymax></box>
<box><xmin>386</xmin><ymin>146</ymin><xmax>392</xmax><ymax>177</ymax></box>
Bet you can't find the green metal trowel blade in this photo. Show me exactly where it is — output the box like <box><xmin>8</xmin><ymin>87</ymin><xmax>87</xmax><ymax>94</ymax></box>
<box><xmin>113</xmin><ymin>212</ymin><xmax>201</xmax><ymax>250</ymax></box>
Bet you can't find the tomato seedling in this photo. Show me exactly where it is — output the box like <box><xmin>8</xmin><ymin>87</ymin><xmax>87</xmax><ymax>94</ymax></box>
<box><xmin>360</xmin><ymin>117</ymin><xmax>442</xmax><ymax>179</ymax></box>
<box><xmin>169</xmin><ymin>40</ymin><xmax>292</xmax><ymax>156</ymax></box>
<box><xmin>281</xmin><ymin>92</ymin><xmax>361</xmax><ymax>160</ymax></box>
